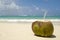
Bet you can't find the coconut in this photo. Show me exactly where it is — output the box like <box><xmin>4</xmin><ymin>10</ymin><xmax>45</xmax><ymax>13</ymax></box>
<box><xmin>32</xmin><ymin>21</ymin><xmax>54</xmax><ymax>37</ymax></box>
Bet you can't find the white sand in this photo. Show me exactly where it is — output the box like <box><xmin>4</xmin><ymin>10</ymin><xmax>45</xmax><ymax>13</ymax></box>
<box><xmin>0</xmin><ymin>21</ymin><xmax>60</xmax><ymax>40</ymax></box>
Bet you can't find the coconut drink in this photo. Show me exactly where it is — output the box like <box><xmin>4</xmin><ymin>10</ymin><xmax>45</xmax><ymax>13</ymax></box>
<box><xmin>32</xmin><ymin>21</ymin><xmax>54</xmax><ymax>37</ymax></box>
<box><xmin>32</xmin><ymin>11</ymin><xmax>54</xmax><ymax>37</ymax></box>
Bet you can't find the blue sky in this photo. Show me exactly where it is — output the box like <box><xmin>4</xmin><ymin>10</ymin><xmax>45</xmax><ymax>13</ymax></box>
<box><xmin>0</xmin><ymin>0</ymin><xmax>60</xmax><ymax>16</ymax></box>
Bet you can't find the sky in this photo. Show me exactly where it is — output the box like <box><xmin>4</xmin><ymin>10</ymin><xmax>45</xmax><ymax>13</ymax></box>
<box><xmin>0</xmin><ymin>0</ymin><xmax>60</xmax><ymax>16</ymax></box>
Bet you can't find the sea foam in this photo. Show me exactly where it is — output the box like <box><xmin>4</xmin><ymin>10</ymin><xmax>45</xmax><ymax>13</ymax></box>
<box><xmin>0</xmin><ymin>19</ymin><xmax>60</xmax><ymax>23</ymax></box>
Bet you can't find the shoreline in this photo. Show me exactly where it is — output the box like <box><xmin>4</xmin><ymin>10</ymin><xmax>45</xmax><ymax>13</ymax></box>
<box><xmin>0</xmin><ymin>19</ymin><xmax>60</xmax><ymax>22</ymax></box>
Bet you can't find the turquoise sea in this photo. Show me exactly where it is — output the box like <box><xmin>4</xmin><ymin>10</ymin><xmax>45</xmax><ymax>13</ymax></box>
<box><xmin>0</xmin><ymin>16</ymin><xmax>60</xmax><ymax>19</ymax></box>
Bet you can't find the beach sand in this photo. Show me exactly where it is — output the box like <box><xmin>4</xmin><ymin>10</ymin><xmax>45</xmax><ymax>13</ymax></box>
<box><xmin>0</xmin><ymin>21</ymin><xmax>60</xmax><ymax>40</ymax></box>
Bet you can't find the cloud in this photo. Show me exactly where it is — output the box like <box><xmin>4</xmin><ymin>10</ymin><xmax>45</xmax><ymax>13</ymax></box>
<box><xmin>0</xmin><ymin>0</ymin><xmax>19</xmax><ymax>9</ymax></box>
<box><xmin>32</xmin><ymin>5</ymin><xmax>48</xmax><ymax>13</ymax></box>
<box><xmin>7</xmin><ymin>2</ymin><xmax>20</xmax><ymax>9</ymax></box>
<box><xmin>0</xmin><ymin>0</ymin><xmax>26</xmax><ymax>16</ymax></box>
<box><xmin>0</xmin><ymin>0</ymin><xmax>15</xmax><ymax>5</ymax></box>
<box><xmin>32</xmin><ymin>5</ymin><xmax>40</xmax><ymax>10</ymax></box>
<box><xmin>0</xmin><ymin>0</ymin><xmax>48</xmax><ymax>16</ymax></box>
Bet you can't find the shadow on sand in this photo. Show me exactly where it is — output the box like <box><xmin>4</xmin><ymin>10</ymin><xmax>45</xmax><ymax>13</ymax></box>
<box><xmin>34</xmin><ymin>34</ymin><xmax>56</xmax><ymax>38</ymax></box>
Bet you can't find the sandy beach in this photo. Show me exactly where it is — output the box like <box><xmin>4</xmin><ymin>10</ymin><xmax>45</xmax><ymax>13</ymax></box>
<box><xmin>0</xmin><ymin>20</ymin><xmax>60</xmax><ymax>40</ymax></box>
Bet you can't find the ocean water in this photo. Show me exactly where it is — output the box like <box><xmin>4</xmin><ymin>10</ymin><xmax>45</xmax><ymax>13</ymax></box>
<box><xmin>0</xmin><ymin>16</ymin><xmax>60</xmax><ymax>22</ymax></box>
<box><xmin>0</xmin><ymin>16</ymin><xmax>60</xmax><ymax>19</ymax></box>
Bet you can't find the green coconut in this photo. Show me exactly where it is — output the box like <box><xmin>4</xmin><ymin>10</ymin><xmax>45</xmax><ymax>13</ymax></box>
<box><xmin>32</xmin><ymin>21</ymin><xmax>54</xmax><ymax>37</ymax></box>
